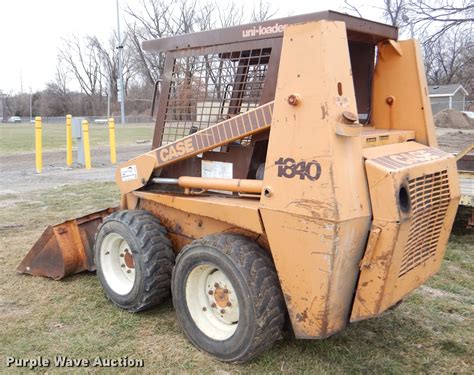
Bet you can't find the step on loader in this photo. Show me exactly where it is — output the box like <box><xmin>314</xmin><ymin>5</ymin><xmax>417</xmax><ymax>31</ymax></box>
<box><xmin>17</xmin><ymin>11</ymin><xmax>460</xmax><ymax>362</ymax></box>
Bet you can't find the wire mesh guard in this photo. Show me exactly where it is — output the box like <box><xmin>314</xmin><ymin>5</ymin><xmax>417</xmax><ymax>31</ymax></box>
<box><xmin>162</xmin><ymin>48</ymin><xmax>271</xmax><ymax>146</ymax></box>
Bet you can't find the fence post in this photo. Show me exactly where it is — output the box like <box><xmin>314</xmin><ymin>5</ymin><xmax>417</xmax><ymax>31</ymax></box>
<box><xmin>82</xmin><ymin>120</ymin><xmax>91</xmax><ymax>169</ymax></box>
<box><xmin>108</xmin><ymin>117</ymin><xmax>116</xmax><ymax>164</ymax></box>
<box><xmin>66</xmin><ymin>114</ymin><xmax>72</xmax><ymax>167</ymax></box>
<box><xmin>35</xmin><ymin>116</ymin><xmax>42</xmax><ymax>173</ymax></box>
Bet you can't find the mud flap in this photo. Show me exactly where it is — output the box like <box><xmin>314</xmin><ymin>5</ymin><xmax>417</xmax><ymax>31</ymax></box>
<box><xmin>17</xmin><ymin>208</ymin><xmax>117</xmax><ymax>280</ymax></box>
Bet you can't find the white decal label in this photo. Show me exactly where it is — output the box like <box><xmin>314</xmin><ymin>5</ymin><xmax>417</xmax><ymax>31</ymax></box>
<box><xmin>242</xmin><ymin>23</ymin><xmax>288</xmax><ymax>38</ymax></box>
<box><xmin>201</xmin><ymin>160</ymin><xmax>233</xmax><ymax>194</ymax></box>
<box><xmin>121</xmin><ymin>165</ymin><xmax>138</xmax><ymax>182</ymax></box>
<box><xmin>201</xmin><ymin>160</ymin><xmax>233</xmax><ymax>179</ymax></box>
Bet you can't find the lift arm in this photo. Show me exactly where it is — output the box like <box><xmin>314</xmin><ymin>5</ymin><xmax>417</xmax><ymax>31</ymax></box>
<box><xmin>115</xmin><ymin>101</ymin><xmax>274</xmax><ymax>194</ymax></box>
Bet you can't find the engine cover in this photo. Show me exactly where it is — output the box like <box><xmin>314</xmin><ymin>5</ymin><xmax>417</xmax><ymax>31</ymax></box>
<box><xmin>351</xmin><ymin>142</ymin><xmax>460</xmax><ymax>321</ymax></box>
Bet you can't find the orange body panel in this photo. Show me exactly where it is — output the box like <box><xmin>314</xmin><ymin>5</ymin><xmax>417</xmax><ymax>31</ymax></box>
<box><xmin>134</xmin><ymin>191</ymin><xmax>264</xmax><ymax>235</ymax></box>
<box><xmin>137</xmin><ymin>195</ymin><xmax>265</xmax><ymax>253</ymax></box>
<box><xmin>371</xmin><ymin>40</ymin><xmax>437</xmax><ymax>147</ymax></box>
<box><xmin>259</xmin><ymin>21</ymin><xmax>371</xmax><ymax>338</ymax></box>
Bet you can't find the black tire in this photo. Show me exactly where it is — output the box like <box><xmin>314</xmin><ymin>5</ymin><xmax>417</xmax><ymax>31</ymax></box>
<box><xmin>94</xmin><ymin>210</ymin><xmax>175</xmax><ymax>312</ymax></box>
<box><xmin>172</xmin><ymin>234</ymin><xmax>286</xmax><ymax>363</ymax></box>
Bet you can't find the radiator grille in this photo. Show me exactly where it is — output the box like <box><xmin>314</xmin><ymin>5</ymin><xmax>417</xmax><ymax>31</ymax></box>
<box><xmin>398</xmin><ymin>170</ymin><xmax>450</xmax><ymax>277</ymax></box>
<box><xmin>162</xmin><ymin>48</ymin><xmax>271</xmax><ymax>146</ymax></box>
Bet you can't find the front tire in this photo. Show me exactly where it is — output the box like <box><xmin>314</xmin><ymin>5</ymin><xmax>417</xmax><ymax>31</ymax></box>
<box><xmin>172</xmin><ymin>234</ymin><xmax>286</xmax><ymax>362</ymax></box>
<box><xmin>95</xmin><ymin>210</ymin><xmax>175</xmax><ymax>312</ymax></box>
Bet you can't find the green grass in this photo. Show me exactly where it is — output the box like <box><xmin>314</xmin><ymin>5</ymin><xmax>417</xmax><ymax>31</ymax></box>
<box><xmin>1</xmin><ymin>181</ymin><xmax>473</xmax><ymax>374</ymax></box>
<box><xmin>0</xmin><ymin>122</ymin><xmax>155</xmax><ymax>155</ymax></box>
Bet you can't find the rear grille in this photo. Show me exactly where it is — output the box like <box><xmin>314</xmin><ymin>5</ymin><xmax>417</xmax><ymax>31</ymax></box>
<box><xmin>398</xmin><ymin>170</ymin><xmax>450</xmax><ymax>277</ymax></box>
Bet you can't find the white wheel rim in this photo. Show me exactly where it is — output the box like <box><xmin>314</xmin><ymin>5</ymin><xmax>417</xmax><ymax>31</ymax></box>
<box><xmin>100</xmin><ymin>233</ymin><xmax>136</xmax><ymax>295</ymax></box>
<box><xmin>185</xmin><ymin>264</ymin><xmax>240</xmax><ymax>340</ymax></box>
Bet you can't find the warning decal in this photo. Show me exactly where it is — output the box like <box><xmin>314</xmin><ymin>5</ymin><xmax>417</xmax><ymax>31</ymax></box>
<box><xmin>121</xmin><ymin>165</ymin><xmax>138</xmax><ymax>181</ymax></box>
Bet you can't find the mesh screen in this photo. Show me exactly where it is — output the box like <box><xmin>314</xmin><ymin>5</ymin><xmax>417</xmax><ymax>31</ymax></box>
<box><xmin>162</xmin><ymin>48</ymin><xmax>271</xmax><ymax>145</ymax></box>
<box><xmin>398</xmin><ymin>170</ymin><xmax>450</xmax><ymax>277</ymax></box>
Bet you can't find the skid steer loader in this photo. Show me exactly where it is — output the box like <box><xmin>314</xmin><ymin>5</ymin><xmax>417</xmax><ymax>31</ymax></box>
<box><xmin>18</xmin><ymin>11</ymin><xmax>460</xmax><ymax>362</ymax></box>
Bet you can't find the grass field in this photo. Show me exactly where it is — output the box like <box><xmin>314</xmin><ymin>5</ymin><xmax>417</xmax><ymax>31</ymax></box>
<box><xmin>0</xmin><ymin>122</ymin><xmax>155</xmax><ymax>154</ymax></box>
<box><xmin>1</xmin><ymin>181</ymin><xmax>473</xmax><ymax>374</ymax></box>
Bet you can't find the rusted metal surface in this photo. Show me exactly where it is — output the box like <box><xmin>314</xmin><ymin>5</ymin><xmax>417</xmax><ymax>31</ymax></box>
<box><xmin>123</xmin><ymin>251</ymin><xmax>134</xmax><ymax>268</ymax></box>
<box><xmin>138</xmin><ymin>197</ymin><xmax>263</xmax><ymax>253</ymax></box>
<box><xmin>135</xmin><ymin>191</ymin><xmax>263</xmax><ymax>235</ymax></box>
<box><xmin>213</xmin><ymin>287</ymin><xmax>230</xmax><ymax>308</ymax></box>
<box><xmin>17</xmin><ymin>208</ymin><xmax>116</xmax><ymax>280</ymax></box>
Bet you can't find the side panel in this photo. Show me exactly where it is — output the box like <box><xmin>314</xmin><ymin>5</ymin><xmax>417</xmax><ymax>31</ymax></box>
<box><xmin>371</xmin><ymin>39</ymin><xmax>437</xmax><ymax>147</ymax></box>
<box><xmin>138</xmin><ymin>197</ymin><xmax>265</xmax><ymax>253</ymax></box>
<box><xmin>351</xmin><ymin>143</ymin><xmax>460</xmax><ymax>321</ymax></box>
<box><xmin>259</xmin><ymin>21</ymin><xmax>371</xmax><ymax>338</ymax></box>
<box><xmin>134</xmin><ymin>191</ymin><xmax>264</xmax><ymax>234</ymax></box>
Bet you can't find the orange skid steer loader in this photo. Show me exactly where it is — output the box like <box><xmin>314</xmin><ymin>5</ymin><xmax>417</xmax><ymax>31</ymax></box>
<box><xmin>17</xmin><ymin>11</ymin><xmax>460</xmax><ymax>362</ymax></box>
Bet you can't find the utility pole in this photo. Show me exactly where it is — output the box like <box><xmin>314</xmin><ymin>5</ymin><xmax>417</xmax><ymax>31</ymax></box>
<box><xmin>107</xmin><ymin>79</ymin><xmax>111</xmax><ymax>119</ymax></box>
<box><xmin>116</xmin><ymin>0</ymin><xmax>126</xmax><ymax>125</ymax></box>
<box><xmin>29</xmin><ymin>87</ymin><xmax>32</xmax><ymax>121</ymax></box>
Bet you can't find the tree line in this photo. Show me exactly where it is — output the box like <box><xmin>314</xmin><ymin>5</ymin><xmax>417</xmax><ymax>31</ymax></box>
<box><xmin>3</xmin><ymin>0</ymin><xmax>472</xmax><ymax>119</ymax></box>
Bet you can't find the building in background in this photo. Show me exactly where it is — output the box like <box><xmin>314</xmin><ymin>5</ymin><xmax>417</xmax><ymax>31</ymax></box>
<box><xmin>429</xmin><ymin>84</ymin><xmax>469</xmax><ymax>114</ymax></box>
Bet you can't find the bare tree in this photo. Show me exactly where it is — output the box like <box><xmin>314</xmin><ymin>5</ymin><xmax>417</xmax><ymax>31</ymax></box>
<box><xmin>407</xmin><ymin>0</ymin><xmax>473</xmax><ymax>43</ymax></box>
<box><xmin>383</xmin><ymin>0</ymin><xmax>409</xmax><ymax>27</ymax></box>
<box><xmin>341</xmin><ymin>0</ymin><xmax>473</xmax><ymax>93</ymax></box>
<box><xmin>343</xmin><ymin>0</ymin><xmax>363</xmax><ymax>18</ymax></box>
<box><xmin>58</xmin><ymin>36</ymin><xmax>102</xmax><ymax>114</ymax></box>
<box><xmin>39</xmin><ymin>66</ymin><xmax>73</xmax><ymax>115</ymax></box>
<box><xmin>251</xmin><ymin>0</ymin><xmax>278</xmax><ymax>22</ymax></box>
<box><xmin>125</xmin><ymin>0</ymin><xmax>177</xmax><ymax>86</ymax></box>
<box><xmin>423</xmin><ymin>25</ymin><xmax>473</xmax><ymax>86</ymax></box>
<box><xmin>343</xmin><ymin>0</ymin><xmax>409</xmax><ymax>28</ymax></box>
<box><xmin>126</xmin><ymin>0</ymin><xmax>278</xmax><ymax>88</ymax></box>
<box><xmin>216</xmin><ymin>1</ymin><xmax>244</xmax><ymax>27</ymax></box>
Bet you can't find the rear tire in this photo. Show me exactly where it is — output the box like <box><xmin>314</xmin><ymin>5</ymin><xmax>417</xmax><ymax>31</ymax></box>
<box><xmin>172</xmin><ymin>234</ymin><xmax>286</xmax><ymax>362</ymax></box>
<box><xmin>95</xmin><ymin>210</ymin><xmax>175</xmax><ymax>312</ymax></box>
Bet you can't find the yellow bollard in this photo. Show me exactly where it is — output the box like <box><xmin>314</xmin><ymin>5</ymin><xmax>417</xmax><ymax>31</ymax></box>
<box><xmin>108</xmin><ymin>117</ymin><xmax>116</xmax><ymax>164</ymax></box>
<box><xmin>66</xmin><ymin>115</ymin><xmax>73</xmax><ymax>167</ymax></box>
<box><xmin>35</xmin><ymin>116</ymin><xmax>42</xmax><ymax>173</ymax></box>
<box><xmin>82</xmin><ymin>120</ymin><xmax>92</xmax><ymax>169</ymax></box>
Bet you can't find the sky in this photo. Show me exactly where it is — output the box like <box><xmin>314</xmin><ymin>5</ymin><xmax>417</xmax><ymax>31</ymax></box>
<box><xmin>0</xmin><ymin>0</ymin><xmax>382</xmax><ymax>94</ymax></box>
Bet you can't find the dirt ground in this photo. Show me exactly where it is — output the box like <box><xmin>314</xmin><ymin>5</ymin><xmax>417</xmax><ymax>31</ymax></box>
<box><xmin>436</xmin><ymin>128</ymin><xmax>474</xmax><ymax>153</ymax></box>
<box><xmin>0</xmin><ymin>144</ymin><xmax>149</xmax><ymax>199</ymax></box>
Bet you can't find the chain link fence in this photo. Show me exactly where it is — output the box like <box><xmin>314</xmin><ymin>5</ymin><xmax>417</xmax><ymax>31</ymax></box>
<box><xmin>37</xmin><ymin>115</ymin><xmax>155</xmax><ymax>125</ymax></box>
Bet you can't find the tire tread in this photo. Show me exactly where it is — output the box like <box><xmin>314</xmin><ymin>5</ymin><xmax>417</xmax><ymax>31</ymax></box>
<box><xmin>97</xmin><ymin>210</ymin><xmax>175</xmax><ymax>312</ymax></box>
<box><xmin>175</xmin><ymin>233</ymin><xmax>285</xmax><ymax>362</ymax></box>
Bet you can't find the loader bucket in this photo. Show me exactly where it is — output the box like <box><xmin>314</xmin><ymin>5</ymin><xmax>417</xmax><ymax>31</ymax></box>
<box><xmin>17</xmin><ymin>208</ymin><xmax>117</xmax><ymax>280</ymax></box>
